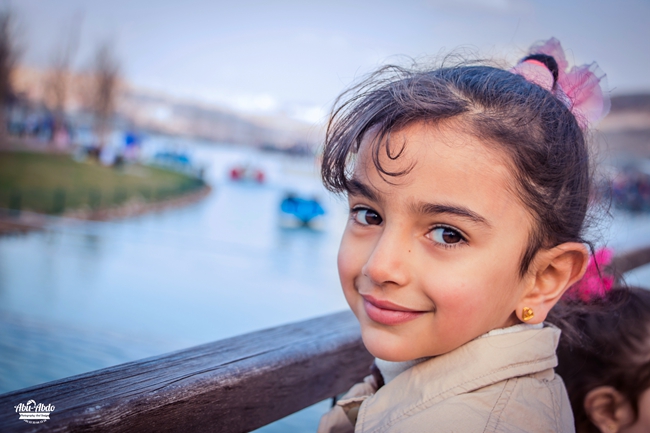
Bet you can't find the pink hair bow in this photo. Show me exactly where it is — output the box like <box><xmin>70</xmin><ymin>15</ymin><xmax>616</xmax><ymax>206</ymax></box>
<box><xmin>564</xmin><ymin>247</ymin><xmax>614</xmax><ymax>302</ymax></box>
<box><xmin>510</xmin><ymin>37</ymin><xmax>611</xmax><ymax>129</ymax></box>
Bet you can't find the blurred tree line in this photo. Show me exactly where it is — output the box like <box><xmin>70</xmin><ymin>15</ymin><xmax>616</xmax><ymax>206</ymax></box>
<box><xmin>0</xmin><ymin>7</ymin><xmax>121</xmax><ymax>151</ymax></box>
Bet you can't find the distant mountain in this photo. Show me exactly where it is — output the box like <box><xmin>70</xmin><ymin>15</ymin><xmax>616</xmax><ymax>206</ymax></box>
<box><xmin>11</xmin><ymin>66</ymin><xmax>323</xmax><ymax>150</ymax></box>
<box><xmin>120</xmin><ymin>88</ymin><xmax>322</xmax><ymax>149</ymax></box>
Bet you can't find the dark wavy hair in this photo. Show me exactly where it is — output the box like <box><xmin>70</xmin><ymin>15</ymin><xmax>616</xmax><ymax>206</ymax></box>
<box><xmin>321</xmin><ymin>58</ymin><xmax>592</xmax><ymax>276</ymax></box>
<box><xmin>555</xmin><ymin>287</ymin><xmax>650</xmax><ymax>433</ymax></box>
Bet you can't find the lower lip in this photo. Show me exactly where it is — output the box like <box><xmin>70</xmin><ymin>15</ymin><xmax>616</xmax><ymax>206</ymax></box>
<box><xmin>363</xmin><ymin>299</ymin><xmax>425</xmax><ymax>325</ymax></box>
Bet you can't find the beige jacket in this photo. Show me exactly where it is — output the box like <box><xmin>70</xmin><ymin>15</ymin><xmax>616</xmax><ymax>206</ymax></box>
<box><xmin>318</xmin><ymin>326</ymin><xmax>574</xmax><ymax>433</ymax></box>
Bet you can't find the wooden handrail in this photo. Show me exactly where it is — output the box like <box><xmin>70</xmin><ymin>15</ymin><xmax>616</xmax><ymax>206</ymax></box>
<box><xmin>0</xmin><ymin>311</ymin><xmax>372</xmax><ymax>432</ymax></box>
<box><xmin>1</xmin><ymin>246</ymin><xmax>649</xmax><ymax>432</ymax></box>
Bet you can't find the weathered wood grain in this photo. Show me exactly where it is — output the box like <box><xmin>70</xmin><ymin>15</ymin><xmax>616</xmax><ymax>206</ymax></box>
<box><xmin>0</xmin><ymin>311</ymin><xmax>372</xmax><ymax>433</ymax></box>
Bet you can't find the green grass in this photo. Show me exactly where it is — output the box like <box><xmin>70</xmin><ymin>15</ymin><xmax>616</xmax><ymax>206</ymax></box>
<box><xmin>0</xmin><ymin>151</ymin><xmax>205</xmax><ymax>214</ymax></box>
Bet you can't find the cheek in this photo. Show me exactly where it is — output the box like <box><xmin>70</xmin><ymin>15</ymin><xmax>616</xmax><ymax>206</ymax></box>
<box><xmin>337</xmin><ymin>229</ymin><xmax>364</xmax><ymax>297</ymax></box>
<box><xmin>337</xmin><ymin>232</ymin><xmax>353</xmax><ymax>280</ymax></box>
<box><xmin>420</xmin><ymin>258</ymin><xmax>522</xmax><ymax>324</ymax></box>
<box><xmin>469</xmin><ymin>244</ymin><xmax>524</xmax><ymax>287</ymax></box>
<box><xmin>431</xmin><ymin>284</ymin><xmax>485</xmax><ymax>319</ymax></box>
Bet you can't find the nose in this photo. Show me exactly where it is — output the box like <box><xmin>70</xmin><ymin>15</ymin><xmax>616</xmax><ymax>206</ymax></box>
<box><xmin>361</xmin><ymin>225</ymin><xmax>411</xmax><ymax>288</ymax></box>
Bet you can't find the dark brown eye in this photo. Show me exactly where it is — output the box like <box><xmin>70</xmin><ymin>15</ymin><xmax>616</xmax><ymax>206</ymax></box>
<box><xmin>430</xmin><ymin>227</ymin><xmax>464</xmax><ymax>245</ymax></box>
<box><xmin>355</xmin><ymin>209</ymin><xmax>383</xmax><ymax>225</ymax></box>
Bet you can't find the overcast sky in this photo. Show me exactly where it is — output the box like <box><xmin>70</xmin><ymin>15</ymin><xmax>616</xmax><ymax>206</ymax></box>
<box><xmin>13</xmin><ymin>0</ymin><xmax>650</xmax><ymax>123</ymax></box>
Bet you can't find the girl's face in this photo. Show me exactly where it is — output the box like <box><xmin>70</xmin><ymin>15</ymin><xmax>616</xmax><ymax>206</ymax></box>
<box><xmin>338</xmin><ymin>121</ymin><xmax>535</xmax><ymax>361</ymax></box>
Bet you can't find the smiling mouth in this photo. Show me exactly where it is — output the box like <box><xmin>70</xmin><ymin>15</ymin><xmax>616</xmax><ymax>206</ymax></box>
<box><xmin>362</xmin><ymin>295</ymin><xmax>427</xmax><ymax>326</ymax></box>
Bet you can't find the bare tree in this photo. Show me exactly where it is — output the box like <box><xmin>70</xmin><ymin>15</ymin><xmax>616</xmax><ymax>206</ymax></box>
<box><xmin>90</xmin><ymin>40</ymin><xmax>120</xmax><ymax>151</ymax></box>
<box><xmin>45</xmin><ymin>14</ymin><xmax>82</xmax><ymax>135</ymax></box>
<box><xmin>0</xmin><ymin>8</ymin><xmax>19</xmax><ymax>141</ymax></box>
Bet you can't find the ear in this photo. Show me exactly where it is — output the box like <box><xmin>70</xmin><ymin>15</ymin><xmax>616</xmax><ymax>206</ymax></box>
<box><xmin>584</xmin><ymin>386</ymin><xmax>636</xmax><ymax>433</ymax></box>
<box><xmin>515</xmin><ymin>242</ymin><xmax>588</xmax><ymax>323</ymax></box>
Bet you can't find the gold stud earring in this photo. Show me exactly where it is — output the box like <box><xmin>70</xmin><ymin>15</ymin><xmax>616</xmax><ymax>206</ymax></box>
<box><xmin>522</xmin><ymin>307</ymin><xmax>534</xmax><ymax>322</ymax></box>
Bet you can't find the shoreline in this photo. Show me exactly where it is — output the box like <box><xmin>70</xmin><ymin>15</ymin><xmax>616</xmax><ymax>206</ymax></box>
<box><xmin>0</xmin><ymin>185</ymin><xmax>212</xmax><ymax>235</ymax></box>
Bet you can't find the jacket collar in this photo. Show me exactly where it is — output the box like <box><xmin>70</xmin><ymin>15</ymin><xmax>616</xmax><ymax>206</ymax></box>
<box><xmin>355</xmin><ymin>325</ymin><xmax>561</xmax><ymax>432</ymax></box>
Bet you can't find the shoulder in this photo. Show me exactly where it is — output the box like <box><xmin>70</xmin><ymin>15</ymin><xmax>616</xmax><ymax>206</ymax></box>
<box><xmin>355</xmin><ymin>327</ymin><xmax>573</xmax><ymax>432</ymax></box>
<box><xmin>489</xmin><ymin>370</ymin><xmax>574</xmax><ymax>433</ymax></box>
<box><xmin>317</xmin><ymin>374</ymin><xmax>379</xmax><ymax>433</ymax></box>
<box><xmin>384</xmin><ymin>369</ymin><xmax>574</xmax><ymax>433</ymax></box>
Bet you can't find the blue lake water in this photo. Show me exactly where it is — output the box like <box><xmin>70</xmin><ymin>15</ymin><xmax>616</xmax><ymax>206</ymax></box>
<box><xmin>1</xmin><ymin>140</ymin><xmax>649</xmax><ymax>431</ymax></box>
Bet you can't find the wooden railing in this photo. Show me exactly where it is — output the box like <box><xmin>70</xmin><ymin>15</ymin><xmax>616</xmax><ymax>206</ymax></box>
<box><xmin>0</xmin><ymin>312</ymin><xmax>372</xmax><ymax>432</ymax></box>
<box><xmin>1</xmin><ymin>246</ymin><xmax>649</xmax><ymax>432</ymax></box>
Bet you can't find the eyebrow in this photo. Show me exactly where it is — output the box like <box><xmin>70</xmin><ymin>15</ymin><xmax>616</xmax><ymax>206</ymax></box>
<box><xmin>413</xmin><ymin>202</ymin><xmax>491</xmax><ymax>227</ymax></box>
<box><xmin>348</xmin><ymin>177</ymin><xmax>490</xmax><ymax>227</ymax></box>
<box><xmin>347</xmin><ymin>178</ymin><xmax>379</xmax><ymax>202</ymax></box>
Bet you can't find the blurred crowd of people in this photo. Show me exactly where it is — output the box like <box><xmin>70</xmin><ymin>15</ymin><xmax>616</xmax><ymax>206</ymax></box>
<box><xmin>6</xmin><ymin>98</ymin><xmax>75</xmax><ymax>150</ymax></box>
<box><xmin>608</xmin><ymin>168</ymin><xmax>650</xmax><ymax>212</ymax></box>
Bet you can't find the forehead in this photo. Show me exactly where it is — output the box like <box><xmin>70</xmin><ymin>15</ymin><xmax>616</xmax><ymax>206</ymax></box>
<box><xmin>353</xmin><ymin>121</ymin><xmax>528</xmax><ymax>221</ymax></box>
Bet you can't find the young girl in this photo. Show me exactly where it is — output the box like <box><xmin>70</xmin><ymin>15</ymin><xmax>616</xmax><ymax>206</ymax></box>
<box><xmin>317</xmin><ymin>38</ymin><xmax>610</xmax><ymax>433</ymax></box>
<box><xmin>556</xmin><ymin>286</ymin><xmax>650</xmax><ymax>433</ymax></box>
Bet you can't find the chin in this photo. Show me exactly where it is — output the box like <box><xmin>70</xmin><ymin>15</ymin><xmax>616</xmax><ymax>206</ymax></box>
<box><xmin>360</xmin><ymin>326</ymin><xmax>423</xmax><ymax>362</ymax></box>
